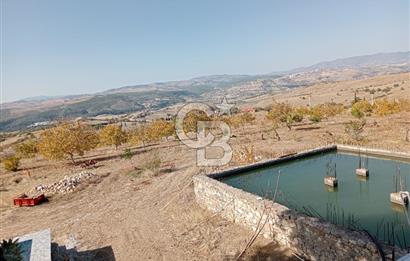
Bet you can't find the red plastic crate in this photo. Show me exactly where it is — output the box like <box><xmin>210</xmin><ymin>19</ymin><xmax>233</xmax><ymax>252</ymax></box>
<box><xmin>13</xmin><ymin>194</ymin><xmax>45</xmax><ymax>207</ymax></box>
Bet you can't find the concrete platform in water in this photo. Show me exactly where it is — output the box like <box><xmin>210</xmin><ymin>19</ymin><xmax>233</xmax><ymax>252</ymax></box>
<box><xmin>390</xmin><ymin>191</ymin><xmax>409</xmax><ymax>206</ymax></box>
<box><xmin>324</xmin><ymin>176</ymin><xmax>338</xmax><ymax>187</ymax></box>
<box><xmin>356</xmin><ymin>168</ymin><xmax>369</xmax><ymax>177</ymax></box>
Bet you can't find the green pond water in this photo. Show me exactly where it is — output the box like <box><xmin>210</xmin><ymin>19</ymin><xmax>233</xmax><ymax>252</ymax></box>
<box><xmin>220</xmin><ymin>151</ymin><xmax>410</xmax><ymax>248</ymax></box>
<box><xmin>18</xmin><ymin>239</ymin><xmax>32</xmax><ymax>261</ymax></box>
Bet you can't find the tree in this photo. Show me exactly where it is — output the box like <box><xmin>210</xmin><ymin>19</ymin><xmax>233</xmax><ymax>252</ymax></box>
<box><xmin>146</xmin><ymin>119</ymin><xmax>175</xmax><ymax>141</ymax></box>
<box><xmin>15</xmin><ymin>139</ymin><xmax>38</xmax><ymax>158</ymax></box>
<box><xmin>127</xmin><ymin>125</ymin><xmax>146</xmax><ymax>147</ymax></box>
<box><xmin>266</xmin><ymin>102</ymin><xmax>294</xmax><ymax>139</ymax></box>
<box><xmin>183</xmin><ymin>110</ymin><xmax>210</xmax><ymax>133</ymax></box>
<box><xmin>223</xmin><ymin>112</ymin><xmax>255</xmax><ymax>129</ymax></box>
<box><xmin>99</xmin><ymin>124</ymin><xmax>126</xmax><ymax>149</ymax></box>
<box><xmin>38</xmin><ymin>122</ymin><xmax>99</xmax><ymax>163</ymax></box>
<box><xmin>307</xmin><ymin>103</ymin><xmax>344</xmax><ymax>121</ymax></box>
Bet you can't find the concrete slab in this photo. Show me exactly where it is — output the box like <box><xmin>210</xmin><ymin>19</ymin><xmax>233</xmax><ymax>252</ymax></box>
<box><xmin>15</xmin><ymin>229</ymin><xmax>51</xmax><ymax>261</ymax></box>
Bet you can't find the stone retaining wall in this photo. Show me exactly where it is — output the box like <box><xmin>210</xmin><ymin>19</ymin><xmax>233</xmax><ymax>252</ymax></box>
<box><xmin>194</xmin><ymin>175</ymin><xmax>380</xmax><ymax>260</ymax></box>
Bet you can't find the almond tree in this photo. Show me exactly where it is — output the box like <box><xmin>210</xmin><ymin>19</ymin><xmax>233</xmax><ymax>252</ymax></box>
<box><xmin>147</xmin><ymin>119</ymin><xmax>175</xmax><ymax>141</ymax></box>
<box><xmin>266</xmin><ymin>102</ymin><xmax>294</xmax><ymax>140</ymax></box>
<box><xmin>99</xmin><ymin>124</ymin><xmax>126</xmax><ymax>149</ymax></box>
<box><xmin>15</xmin><ymin>138</ymin><xmax>38</xmax><ymax>158</ymax></box>
<box><xmin>38</xmin><ymin>122</ymin><xmax>99</xmax><ymax>164</ymax></box>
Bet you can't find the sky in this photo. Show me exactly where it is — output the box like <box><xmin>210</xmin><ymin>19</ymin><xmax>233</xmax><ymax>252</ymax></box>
<box><xmin>1</xmin><ymin>0</ymin><xmax>409</xmax><ymax>103</ymax></box>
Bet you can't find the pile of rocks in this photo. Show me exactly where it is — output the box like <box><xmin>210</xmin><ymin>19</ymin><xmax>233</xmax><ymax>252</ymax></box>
<box><xmin>29</xmin><ymin>171</ymin><xmax>97</xmax><ymax>196</ymax></box>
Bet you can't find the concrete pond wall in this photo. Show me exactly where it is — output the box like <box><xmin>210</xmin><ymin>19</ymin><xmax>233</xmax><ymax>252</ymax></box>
<box><xmin>193</xmin><ymin>145</ymin><xmax>410</xmax><ymax>261</ymax></box>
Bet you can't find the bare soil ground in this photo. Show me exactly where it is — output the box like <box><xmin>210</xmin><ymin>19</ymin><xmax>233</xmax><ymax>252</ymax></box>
<box><xmin>1</xmin><ymin>73</ymin><xmax>409</xmax><ymax>260</ymax></box>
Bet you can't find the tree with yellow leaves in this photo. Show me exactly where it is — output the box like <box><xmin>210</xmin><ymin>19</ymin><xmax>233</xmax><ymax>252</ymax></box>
<box><xmin>266</xmin><ymin>102</ymin><xmax>295</xmax><ymax>139</ymax></box>
<box><xmin>99</xmin><ymin>124</ymin><xmax>126</xmax><ymax>149</ymax></box>
<box><xmin>146</xmin><ymin>119</ymin><xmax>175</xmax><ymax>142</ymax></box>
<box><xmin>183</xmin><ymin>110</ymin><xmax>210</xmax><ymax>133</ymax></box>
<box><xmin>15</xmin><ymin>139</ymin><xmax>38</xmax><ymax>158</ymax></box>
<box><xmin>38</xmin><ymin>122</ymin><xmax>99</xmax><ymax>163</ymax></box>
<box><xmin>351</xmin><ymin>100</ymin><xmax>372</xmax><ymax>118</ymax></box>
<box><xmin>127</xmin><ymin>125</ymin><xmax>148</xmax><ymax>147</ymax></box>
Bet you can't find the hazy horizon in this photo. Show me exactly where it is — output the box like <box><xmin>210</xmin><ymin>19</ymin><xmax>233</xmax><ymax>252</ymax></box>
<box><xmin>2</xmin><ymin>0</ymin><xmax>409</xmax><ymax>103</ymax></box>
<box><xmin>1</xmin><ymin>50</ymin><xmax>409</xmax><ymax>104</ymax></box>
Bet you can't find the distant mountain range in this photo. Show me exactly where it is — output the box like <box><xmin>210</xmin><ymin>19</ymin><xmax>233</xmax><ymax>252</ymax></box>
<box><xmin>287</xmin><ymin>51</ymin><xmax>409</xmax><ymax>73</ymax></box>
<box><xmin>1</xmin><ymin>51</ymin><xmax>409</xmax><ymax>132</ymax></box>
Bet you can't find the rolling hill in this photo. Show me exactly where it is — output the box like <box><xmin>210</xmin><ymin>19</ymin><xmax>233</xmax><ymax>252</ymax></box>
<box><xmin>1</xmin><ymin>51</ymin><xmax>409</xmax><ymax>132</ymax></box>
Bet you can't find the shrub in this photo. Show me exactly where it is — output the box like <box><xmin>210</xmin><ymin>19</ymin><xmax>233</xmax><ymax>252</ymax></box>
<box><xmin>267</xmin><ymin>102</ymin><xmax>293</xmax><ymax>123</ymax></box>
<box><xmin>144</xmin><ymin>156</ymin><xmax>161</xmax><ymax>173</ymax></box>
<box><xmin>121</xmin><ymin>148</ymin><xmax>133</xmax><ymax>160</ymax></box>
<box><xmin>0</xmin><ymin>238</ymin><xmax>23</xmax><ymax>260</ymax></box>
<box><xmin>351</xmin><ymin>100</ymin><xmax>372</xmax><ymax>118</ymax></box>
<box><xmin>309</xmin><ymin>113</ymin><xmax>322</xmax><ymax>123</ymax></box>
<box><xmin>288</xmin><ymin>112</ymin><xmax>303</xmax><ymax>123</ymax></box>
<box><xmin>373</xmin><ymin>99</ymin><xmax>400</xmax><ymax>116</ymax></box>
<box><xmin>15</xmin><ymin>139</ymin><xmax>38</xmax><ymax>158</ymax></box>
<box><xmin>351</xmin><ymin>106</ymin><xmax>364</xmax><ymax>118</ymax></box>
<box><xmin>234</xmin><ymin>145</ymin><xmax>256</xmax><ymax>164</ymax></box>
<box><xmin>3</xmin><ymin>156</ymin><xmax>20</xmax><ymax>172</ymax></box>
<box><xmin>344</xmin><ymin>119</ymin><xmax>366</xmax><ymax>143</ymax></box>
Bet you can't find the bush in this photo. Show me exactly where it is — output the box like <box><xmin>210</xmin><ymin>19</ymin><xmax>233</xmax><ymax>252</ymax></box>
<box><xmin>351</xmin><ymin>100</ymin><xmax>372</xmax><ymax>118</ymax></box>
<box><xmin>145</xmin><ymin>156</ymin><xmax>161</xmax><ymax>172</ymax></box>
<box><xmin>0</xmin><ymin>238</ymin><xmax>23</xmax><ymax>260</ymax></box>
<box><xmin>3</xmin><ymin>156</ymin><xmax>20</xmax><ymax>172</ymax></box>
<box><xmin>288</xmin><ymin>112</ymin><xmax>303</xmax><ymax>123</ymax></box>
<box><xmin>344</xmin><ymin>119</ymin><xmax>366</xmax><ymax>143</ymax></box>
<box><xmin>235</xmin><ymin>145</ymin><xmax>255</xmax><ymax>164</ymax></box>
<box><xmin>309</xmin><ymin>114</ymin><xmax>322</xmax><ymax>123</ymax></box>
<box><xmin>351</xmin><ymin>100</ymin><xmax>373</xmax><ymax>118</ymax></box>
<box><xmin>351</xmin><ymin>106</ymin><xmax>364</xmax><ymax>118</ymax></box>
<box><xmin>373</xmin><ymin>99</ymin><xmax>400</xmax><ymax>116</ymax></box>
<box><xmin>121</xmin><ymin>148</ymin><xmax>133</xmax><ymax>160</ymax></box>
